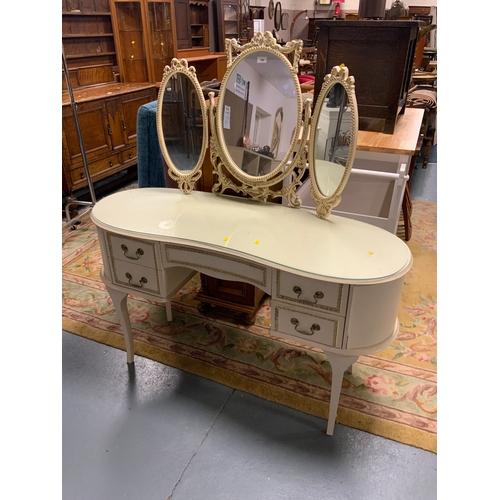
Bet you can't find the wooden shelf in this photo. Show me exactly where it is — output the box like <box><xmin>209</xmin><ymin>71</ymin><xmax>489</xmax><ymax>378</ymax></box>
<box><xmin>63</xmin><ymin>33</ymin><xmax>114</xmax><ymax>38</ymax></box>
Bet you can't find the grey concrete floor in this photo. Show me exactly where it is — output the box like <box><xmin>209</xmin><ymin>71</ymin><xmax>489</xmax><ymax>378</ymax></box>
<box><xmin>62</xmin><ymin>147</ymin><xmax>438</xmax><ymax>500</ymax></box>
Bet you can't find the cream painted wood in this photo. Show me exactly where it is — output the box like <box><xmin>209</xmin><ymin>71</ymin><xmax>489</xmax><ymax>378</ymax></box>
<box><xmin>91</xmin><ymin>188</ymin><xmax>412</xmax><ymax>435</ymax></box>
<box><xmin>272</xmin><ymin>301</ymin><xmax>345</xmax><ymax>348</ymax></box>
<box><xmin>273</xmin><ymin>269</ymin><xmax>348</xmax><ymax>315</ymax></box>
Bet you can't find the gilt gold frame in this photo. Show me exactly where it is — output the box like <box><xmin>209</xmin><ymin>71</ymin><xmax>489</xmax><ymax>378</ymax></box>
<box><xmin>208</xmin><ymin>32</ymin><xmax>309</xmax><ymax>206</ymax></box>
<box><xmin>156</xmin><ymin>58</ymin><xmax>209</xmax><ymax>193</ymax></box>
<box><xmin>307</xmin><ymin>65</ymin><xmax>358</xmax><ymax>218</ymax></box>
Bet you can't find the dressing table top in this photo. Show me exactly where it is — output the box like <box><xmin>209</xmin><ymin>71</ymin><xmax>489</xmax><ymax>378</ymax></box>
<box><xmin>91</xmin><ymin>188</ymin><xmax>412</xmax><ymax>284</ymax></box>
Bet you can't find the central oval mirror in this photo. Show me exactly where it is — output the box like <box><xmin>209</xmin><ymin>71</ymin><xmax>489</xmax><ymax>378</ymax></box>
<box><xmin>157</xmin><ymin>59</ymin><xmax>208</xmax><ymax>193</ymax></box>
<box><xmin>308</xmin><ymin>66</ymin><xmax>358</xmax><ymax>218</ymax></box>
<box><xmin>217</xmin><ymin>48</ymin><xmax>301</xmax><ymax>180</ymax></box>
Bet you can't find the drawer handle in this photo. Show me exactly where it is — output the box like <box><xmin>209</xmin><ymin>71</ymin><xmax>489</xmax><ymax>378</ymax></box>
<box><xmin>121</xmin><ymin>244</ymin><xmax>144</xmax><ymax>260</ymax></box>
<box><xmin>290</xmin><ymin>318</ymin><xmax>320</xmax><ymax>336</ymax></box>
<box><xmin>292</xmin><ymin>286</ymin><xmax>325</xmax><ymax>304</ymax></box>
<box><xmin>125</xmin><ymin>272</ymin><xmax>148</xmax><ymax>288</ymax></box>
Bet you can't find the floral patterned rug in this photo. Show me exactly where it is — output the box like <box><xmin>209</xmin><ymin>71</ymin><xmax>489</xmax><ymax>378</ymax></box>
<box><xmin>62</xmin><ymin>201</ymin><xmax>437</xmax><ymax>452</ymax></box>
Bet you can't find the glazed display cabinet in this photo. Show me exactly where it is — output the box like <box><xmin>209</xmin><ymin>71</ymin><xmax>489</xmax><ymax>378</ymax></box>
<box><xmin>110</xmin><ymin>0</ymin><xmax>177</xmax><ymax>84</ymax></box>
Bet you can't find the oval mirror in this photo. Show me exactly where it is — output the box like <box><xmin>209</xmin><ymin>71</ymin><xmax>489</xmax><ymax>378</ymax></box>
<box><xmin>216</xmin><ymin>48</ymin><xmax>302</xmax><ymax>181</ymax></box>
<box><xmin>308</xmin><ymin>66</ymin><xmax>358</xmax><ymax>219</ymax></box>
<box><xmin>274</xmin><ymin>2</ymin><xmax>282</xmax><ymax>31</ymax></box>
<box><xmin>156</xmin><ymin>59</ymin><xmax>208</xmax><ymax>193</ymax></box>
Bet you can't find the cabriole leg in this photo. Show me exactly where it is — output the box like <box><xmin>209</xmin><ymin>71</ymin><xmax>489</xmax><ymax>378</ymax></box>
<box><xmin>106</xmin><ymin>286</ymin><xmax>135</xmax><ymax>365</ymax></box>
<box><xmin>323</xmin><ymin>352</ymin><xmax>358</xmax><ymax>436</ymax></box>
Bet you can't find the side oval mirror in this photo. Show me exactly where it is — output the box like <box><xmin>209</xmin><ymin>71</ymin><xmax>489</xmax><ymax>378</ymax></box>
<box><xmin>308</xmin><ymin>66</ymin><xmax>358</xmax><ymax>218</ymax></box>
<box><xmin>156</xmin><ymin>58</ymin><xmax>208</xmax><ymax>193</ymax></box>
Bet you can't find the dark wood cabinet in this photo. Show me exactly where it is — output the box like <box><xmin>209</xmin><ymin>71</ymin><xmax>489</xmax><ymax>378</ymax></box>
<box><xmin>314</xmin><ymin>20</ymin><xmax>420</xmax><ymax>134</ymax></box>
<box><xmin>196</xmin><ymin>277</ymin><xmax>266</xmax><ymax>323</ymax></box>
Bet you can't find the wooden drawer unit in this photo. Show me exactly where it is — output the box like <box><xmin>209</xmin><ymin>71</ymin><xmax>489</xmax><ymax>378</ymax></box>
<box><xmin>69</xmin><ymin>153</ymin><xmax>121</xmax><ymax>188</ymax></box>
<box><xmin>120</xmin><ymin>146</ymin><xmax>137</xmax><ymax>164</ymax></box>
<box><xmin>274</xmin><ymin>270</ymin><xmax>348</xmax><ymax>315</ymax></box>
<box><xmin>105</xmin><ymin>233</ymin><xmax>164</xmax><ymax>296</ymax></box>
<box><xmin>272</xmin><ymin>302</ymin><xmax>344</xmax><ymax>348</ymax></box>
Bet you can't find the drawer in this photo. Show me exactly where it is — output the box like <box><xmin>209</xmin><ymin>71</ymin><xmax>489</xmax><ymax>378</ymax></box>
<box><xmin>106</xmin><ymin>233</ymin><xmax>159</xmax><ymax>269</ymax></box>
<box><xmin>272</xmin><ymin>301</ymin><xmax>344</xmax><ymax>348</ymax></box>
<box><xmin>121</xmin><ymin>146</ymin><xmax>137</xmax><ymax>163</ymax></box>
<box><xmin>164</xmin><ymin>244</ymin><xmax>271</xmax><ymax>292</ymax></box>
<box><xmin>69</xmin><ymin>153</ymin><xmax>121</xmax><ymax>184</ymax></box>
<box><xmin>110</xmin><ymin>259</ymin><xmax>163</xmax><ymax>296</ymax></box>
<box><xmin>274</xmin><ymin>270</ymin><xmax>348</xmax><ymax>315</ymax></box>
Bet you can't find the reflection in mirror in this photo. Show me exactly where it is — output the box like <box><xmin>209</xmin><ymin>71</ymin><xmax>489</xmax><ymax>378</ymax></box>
<box><xmin>161</xmin><ymin>73</ymin><xmax>203</xmax><ymax>172</ymax></box>
<box><xmin>157</xmin><ymin>59</ymin><xmax>207</xmax><ymax>193</ymax></box>
<box><xmin>274</xmin><ymin>2</ymin><xmax>282</xmax><ymax>31</ymax></box>
<box><xmin>281</xmin><ymin>12</ymin><xmax>289</xmax><ymax>31</ymax></box>
<box><xmin>314</xmin><ymin>83</ymin><xmax>351</xmax><ymax>197</ymax></box>
<box><xmin>308</xmin><ymin>65</ymin><xmax>358</xmax><ymax>218</ymax></box>
<box><xmin>220</xmin><ymin>50</ymin><xmax>298</xmax><ymax>178</ymax></box>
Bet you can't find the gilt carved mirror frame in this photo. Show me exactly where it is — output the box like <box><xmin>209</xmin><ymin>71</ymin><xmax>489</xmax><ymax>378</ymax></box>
<box><xmin>308</xmin><ymin>65</ymin><xmax>358</xmax><ymax>218</ymax></box>
<box><xmin>156</xmin><ymin>58</ymin><xmax>209</xmax><ymax>194</ymax></box>
<box><xmin>208</xmin><ymin>32</ymin><xmax>310</xmax><ymax>206</ymax></box>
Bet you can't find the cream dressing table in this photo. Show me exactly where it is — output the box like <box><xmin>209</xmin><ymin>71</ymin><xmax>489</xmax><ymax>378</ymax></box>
<box><xmin>90</xmin><ymin>33</ymin><xmax>413</xmax><ymax>436</ymax></box>
<box><xmin>91</xmin><ymin>188</ymin><xmax>412</xmax><ymax>435</ymax></box>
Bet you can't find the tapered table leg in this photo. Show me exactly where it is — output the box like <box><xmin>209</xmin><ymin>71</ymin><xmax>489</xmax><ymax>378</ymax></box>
<box><xmin>106</xmin><ymin>286</ymin><xmax>135</xmax><ymax>364</ymax></box>
<box><xmin>323</xmin><ymin>352</ymin><xmax>358</xmax><ymax>436</ymax></box>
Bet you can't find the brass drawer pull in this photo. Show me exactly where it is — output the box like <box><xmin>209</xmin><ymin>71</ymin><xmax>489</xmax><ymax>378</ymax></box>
<box><xmin>292</xmin><ymin>286</ymin><xmax>324</xmax><ymax>304</ymax></box>
<box><xmin>121</xmin><ymin>244</ymin><xmax>144</xmax><ymax>260</ymax></box>
<box><xmin>125</xmin><ymin>272</ymin><xmax>147</xmax><ymax>288</ymax></box>
<box><xmin>290</xmin><ymin>318</ymin><xmax>320</xmax><ymax>336</ymax></box>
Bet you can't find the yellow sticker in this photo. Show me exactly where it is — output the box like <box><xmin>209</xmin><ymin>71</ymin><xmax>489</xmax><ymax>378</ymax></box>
<box><xmin>223</xmin><ymin>237</ymin><xmax>229</xmax><ymax>241</ymax></box>
<box><xmin>255</xmin><ymin>240</ymin><xmax>260</xmax><ymax>244</ymax></box>
<box><xmin>368</xmin><ymin>251</ymin><xmax>374</xmax><ymax>255</ymax></box>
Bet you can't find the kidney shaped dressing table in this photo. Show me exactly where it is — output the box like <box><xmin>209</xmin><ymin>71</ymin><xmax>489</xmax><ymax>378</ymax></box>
<box><xmin>90</xmin><ymin>33</ymin><xmax>413</xmax><ymax>435</ymax></box>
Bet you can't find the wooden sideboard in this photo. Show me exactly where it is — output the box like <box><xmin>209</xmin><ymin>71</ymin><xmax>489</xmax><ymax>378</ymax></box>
<box><xmin>62</xmin><ymin>83</ymin><xmax>156</xmax><ymax>194</ymax></box>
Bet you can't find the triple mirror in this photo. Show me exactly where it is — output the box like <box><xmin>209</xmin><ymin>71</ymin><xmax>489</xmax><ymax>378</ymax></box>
<box><xmin>156</xmin><ymin>32</ymin><xmax>358</xmax><ymax>219</ymax></box>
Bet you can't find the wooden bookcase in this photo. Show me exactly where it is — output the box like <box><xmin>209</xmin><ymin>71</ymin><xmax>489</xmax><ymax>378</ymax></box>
<box><xmin>174</xmin><ymin>0</ymin><xmax>210</xmax><ymax>50</ymax></box>
<box><xmin>62</xmin><ymin>0</ymin><xmax>118</xmax><ymax>88</ymax></box>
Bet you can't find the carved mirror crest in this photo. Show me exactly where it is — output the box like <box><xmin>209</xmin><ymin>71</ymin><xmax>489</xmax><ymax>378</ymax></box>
<box><xmin>208</xmin><ymin>32</ymin><xmax>309</xmax><ymax>205</ymax></box>
<box><xmin>308</xmin><ymin>65</ymin><xmax>358</xmax><ymax>218</ymax></box>
<box><xmin>156</xmin><ymin>58</ymin><xmax>209</xmax><ymax>193</ymax></box>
